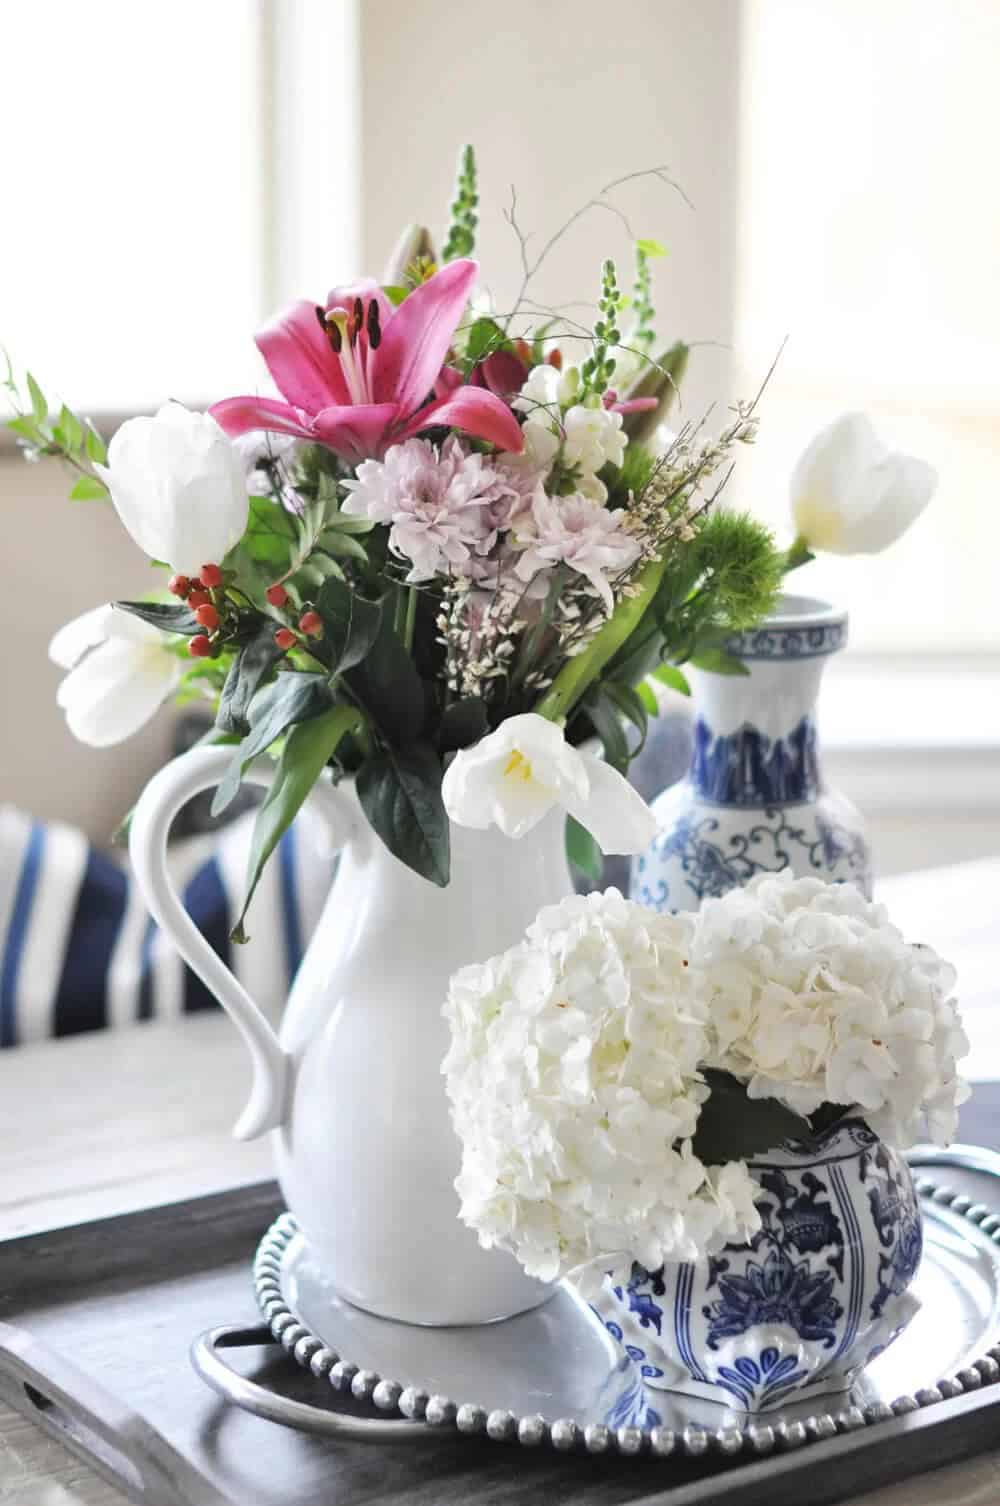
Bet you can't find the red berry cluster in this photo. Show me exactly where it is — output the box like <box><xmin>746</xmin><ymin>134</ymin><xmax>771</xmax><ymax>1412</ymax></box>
<box><xmin>266</xmin><ymin>581</ymin><xmax>325</xmax><ymax>654</ymax></box>
<box><xmin>169</xmin><ymin>565</ymin><xmax>229</xmax><ymax>657</ymax></box>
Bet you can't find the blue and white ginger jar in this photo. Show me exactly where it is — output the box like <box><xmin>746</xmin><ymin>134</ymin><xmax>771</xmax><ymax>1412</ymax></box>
<box><xmin>631</xmin><ymin>594</ymin><xmax>872</xmax><ymax>913</ymax></box>
<box><xmin>598</xmin><ymin>1121</ymin><xmax>922</xmax><ymax>1411</ymax></box>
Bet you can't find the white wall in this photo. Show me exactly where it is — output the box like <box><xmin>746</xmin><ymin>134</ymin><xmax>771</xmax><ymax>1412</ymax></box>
<box><xmin>359</xmin><ymin>0</ymin><xmax>743</xmax><ymax>423</ymax></box>
<box><xmin>0</xmin><ymin>460</ymin><xmax>178</xmax><ymax>841</ymax></box>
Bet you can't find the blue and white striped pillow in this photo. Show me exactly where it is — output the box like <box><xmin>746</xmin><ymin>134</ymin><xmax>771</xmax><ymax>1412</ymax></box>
<box><xmin>0</xmin><ymin>806</ymin><xmax>335</xmax><ymax>1047</ymax></box>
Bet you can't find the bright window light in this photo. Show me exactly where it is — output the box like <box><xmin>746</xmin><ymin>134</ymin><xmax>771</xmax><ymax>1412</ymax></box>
<box><xmin>0</xmin><ymin>1</ymin><xmax>268</xmax><ymax>413</ymax></box>
<box><xmin>734</xmin><ymin>0</ymin><xmax>1000</xmax><ymax>654</ymax></box>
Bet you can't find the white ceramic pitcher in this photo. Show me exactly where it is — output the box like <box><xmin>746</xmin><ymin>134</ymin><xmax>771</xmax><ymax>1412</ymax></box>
<box><xmin>129</xmin><ymin>745</ymin><xmax>567</xmax><ymax>1325</ymax></box>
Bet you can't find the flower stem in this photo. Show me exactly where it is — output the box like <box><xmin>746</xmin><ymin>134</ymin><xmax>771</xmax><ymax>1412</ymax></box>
<box><xmin>534</xmin><ymin>555</ymin><xmax>668</xmax><ymax>724</ymax></box>
<box><xmin>403</xmin><ymin>586</ymin><xmax>418</xmax><ymax>653</ymax></box>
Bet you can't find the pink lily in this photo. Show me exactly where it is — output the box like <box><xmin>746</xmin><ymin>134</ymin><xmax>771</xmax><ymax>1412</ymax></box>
<box><xmin>210</xmin><ymin>259</ymin><xmax>523</xmax><ymax>463</ymax></box>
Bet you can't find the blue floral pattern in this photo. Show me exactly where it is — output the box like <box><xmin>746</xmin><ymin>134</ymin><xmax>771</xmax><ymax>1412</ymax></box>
<box><xmin>595</xmin><ymin>1122</ymin><xmax>922</xmax><ymax>1412</ymax></box>
<box><xmin>633</xmin><ymin>803</ymin><xmax>872</xmax><ymax>911</ymax></box>
<box><xmin>726</xmin><ymin>620</ymin><xmax>847</xmax><ymax>660</ymax></box>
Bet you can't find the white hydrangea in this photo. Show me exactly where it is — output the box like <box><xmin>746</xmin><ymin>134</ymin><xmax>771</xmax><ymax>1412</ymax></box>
<box><xmin>693</xmin><ymin>872</ymin><xmax>970</xmax><ymax>1148</ymax></box>
<box><xmin>442</xmin><ymin>890</ymin><xmax>761</xmax><ymax>1285</ymax></box>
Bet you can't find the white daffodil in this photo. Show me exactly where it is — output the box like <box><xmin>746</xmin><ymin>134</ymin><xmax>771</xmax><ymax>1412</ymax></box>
<box><xmin>50</xmin><ymin>605</ymin><xmax>181</xmax><ymax>748</ymax></box>
<box><xmin>790</xmin><ymin>412</ymin><xmax>937</xmax><ymax>555</ymax></box>
<box><xmin>441</xmin><ymin>712</ymin><xmax>657</xmax><ymax>853</ymax></box>
<box><xmin>96</xmin><ymin>402</ymin><xmax>249</xmax><ymax>574</ymax></box>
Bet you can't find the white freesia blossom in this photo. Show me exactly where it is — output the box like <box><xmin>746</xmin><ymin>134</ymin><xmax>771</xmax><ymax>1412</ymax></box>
<box><xmin>790</xmin><ymin>412</ymin><xmax>937</xmax><ymax>555</ymax></box>
<box><xmin>693</xmin><ymin>872</ymin><xmax>969</xmax><ymax>1147</ymax></box>
<box><xmin>443</xmin><ymin>890</ymin><xmax>761</xmax><ymax>1283</ymax></box>
<box><xmin>562</xmin><ymin>403</ymin><xmax>627</xmax><ymax>474</ymax></box>
<box><xmin>97</xmin><ymin>403</ymin><xmax>249</xmax><ymax>574</ymax></box>
<box><xmin>441</xmin><ymin>713</ymin><xmax>656</xmax><ymax>854</ymax></box>
<box><xmin>514</xmin><ymin>362</ymin><xmax>580</xmax><ymax>417</ymax></box>
<box><xmin>49</xmin><ymin>606</ymin><xmax>181</xmax><ymax>748</ymax></box>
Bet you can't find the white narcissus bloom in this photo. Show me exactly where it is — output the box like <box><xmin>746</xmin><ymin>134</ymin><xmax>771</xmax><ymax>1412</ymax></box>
<box><xmin>514</xmin><ymin>491</ymin><xmax>641</xmax><ymax>613</ymax></box>
<box><xmin>790</xmin><ymin>412</ymin><xmax>937</xmax><ymax>555</ymax></box>
<box><xmin>441</xmin><ymin>713</ymin><xmax>657</xmax><ymax>855</ymax></box>
<box><xmin>693</xmin><ymin>872</ymin><xmax>970</xmax><ymax>1147</ymax></box>
<box><xmin>49</xmin><ymin>606</ymin><xmax>181</xmax><ymax>748</ymax></box>
<box><xmin>443</xmin><ymin>889</ymin><xmax>761</xmax><ymax>1284</ymax></box>
<box><xmin>96</xmin><ymin>402</ymin><xmax>249</xmax><ymax>574</ymax></box>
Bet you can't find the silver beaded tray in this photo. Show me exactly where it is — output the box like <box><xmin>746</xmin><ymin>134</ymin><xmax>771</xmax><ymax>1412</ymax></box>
<box><xmin>193</xmin><ymin>1149</ymin><xmax>1000</xmax><ymax>1464</ymax></box>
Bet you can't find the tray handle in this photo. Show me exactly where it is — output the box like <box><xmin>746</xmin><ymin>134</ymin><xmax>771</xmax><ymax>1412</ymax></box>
<box><xmin>0</xmin><ymin>1318</ymin><xmax>230</xmax><ymax>1506</ymax></box>
<box><xmin>191</xmin><ymin>1325</ymin><xmax>424</xmax><ymax>1441</ymax></box>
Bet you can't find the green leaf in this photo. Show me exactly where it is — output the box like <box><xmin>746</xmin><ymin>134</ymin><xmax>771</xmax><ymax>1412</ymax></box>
<box><xmin>68</xmin><ymin>475</ymin><xmax>108</xmax><ymax>501</ymax></box>
<box><xmin>356</xmin><ymin>743</ymin><xmax>450</xmax><ymax>887</ymax></box>
<box><xmin>84</xmin><ymin>425</ymin><xmax>108</xmax><ymax>465</ymax></box>
<box><xmin>232</xmin><ymin>705</ymin><xmax>364</xmax><ymax>942</ymax></box>
<box><xmin>637</xmin><ymin>679</ymin><xmax>659</xmax><ymax>716</ymax></box>
<box><xmin>345</xmin><ymin>609</ymin><xmax>426</xmax><ymax>744</ymax></box>
<box><xmin>688</xmin><ymin>648</ymin><xmax>750</xmax><ymax>677</ymax></box>
<box><xmin>636</xmin><ymin>237</ymin><xmax>667</xmax><ymax>258</ymax></box>
<box><xmin>215</xmin><ymin>624</ymin><xmax>284</xmax><ymax>735</ymax></box>
<box><xmin>582</xmin><ymin>687</ymin><xmax>630</xmax><ymax>772</ymax></box>
<box><xmin>114</xmin><ymin>600</ymin><xmax>199</xmax><ymax>635</ymax></box>
<box><xmin>325</xmin><ymin>513</ymin><xmax>375</xmax><ymax>536</ymax></box>
<box><xmin>6</xmin><ymin>416</ymin><xmax>39</xmax><ymax>443</ymax></box>
<box><xmin>465</xmin><ymin>316</ymin><xmax>508</xmax><ymax>365</ymax></box>
<box><xmin>438</xmin><ymin>696</ymin><xmax>488</xmax><ymax>753</ymax></box>
<box><xmin>692</xmin><ymin>1070</ymin><xmax>813</xmax><ymax>1165</ymax></box>
<box><xmin>59</xmin><ymin>405</ymin><xmax>82</xmax><ymax>452</ymax></box>
<box><xmin>316</xmin><ymin>579</ymin><xmax>383</xmax><ymax>676</ymax></box>
<box><xmin>565</xmin><ymin>814</ymin><xmax>602</xmax><ymax>882</ymax></box>
<box><xmin>229</xmin><ymin>494</ymin><xmax>298</xmax><ymax>580</ymax></box>
<box><xmin>602</xmin><ymin>680</ymin><xmax>649</xmax><ymax>756</ymax></box>
<box><xmin>652</xmin><ymin>662</ymin><xmax>692</xmax><ymax>695</ymax></box>
<box><xmin>382</xmin><ymin>284</ymin><xmax>409</xmax><ymax>307</ymax></box>
<box><xmin>212</xmin><ymin>671</ymin><xmax>332</xmax><ymax>817</ymax></box>
<box><xmin>320</xmin><ymin>532</ymin><xmax>368</xmax><ymax>563</ymax></box>
<box><xmin>26</xmin><ymin>372</ymin><xmax>47</xmax><ymax>424</ymax></box>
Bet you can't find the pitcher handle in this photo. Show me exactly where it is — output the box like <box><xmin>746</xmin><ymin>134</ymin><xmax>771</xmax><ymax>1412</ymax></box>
<box><xmin>129</xmin><ymin>745</ymin><xmax>356</xmax><ymax>1141</ymax></box>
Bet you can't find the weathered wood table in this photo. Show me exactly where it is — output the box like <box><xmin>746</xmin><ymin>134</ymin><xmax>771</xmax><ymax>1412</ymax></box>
<box><xmin>0</xmin><ymin>858</ymin><xmax>997</xmax><ymax>1504</ymax></box>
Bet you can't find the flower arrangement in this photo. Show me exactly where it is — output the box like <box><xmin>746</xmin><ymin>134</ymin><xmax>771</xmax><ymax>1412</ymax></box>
<box><xmin>443</xmin><ymin>873</ymin><xmax>968</xmax><ymax>1286</ymax></box>
<box><xmin>5</xmin><ymin>148</ymin><xmax>789</xmax><ymax>932</ymax></box>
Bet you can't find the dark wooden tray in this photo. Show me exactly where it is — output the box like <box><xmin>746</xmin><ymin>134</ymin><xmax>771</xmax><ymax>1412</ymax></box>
<box><xmin>1</xmin><ymin>1164</ymin><xmax>999</xmax><ymax>1506</ymax></box>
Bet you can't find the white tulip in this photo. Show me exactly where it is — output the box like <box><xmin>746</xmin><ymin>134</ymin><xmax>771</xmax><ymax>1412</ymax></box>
<box><xmin>96</xmin><ymin>403</ymin><xmax>249</xmax><ymax>573</ymax></box>
<box><xmin>790</xmin><ymin>412</ymin><xmax>937</xmax><ymax>555</ymax></box>
<box><xmin>441</xmin><ymin>712</ymin><xmax>657</xmax><ymax>853</ymax></box>
<box><xmin>50</xmin><ymin>605</ymin><xmax>181</xmax><ymax>748</ymax></box>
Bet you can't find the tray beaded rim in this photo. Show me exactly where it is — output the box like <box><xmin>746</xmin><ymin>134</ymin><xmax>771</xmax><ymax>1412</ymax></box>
<box><xmin>253</xmin><ymin>1175</ymin><xmax>1000</xmax><ymax>1461</ymax></box>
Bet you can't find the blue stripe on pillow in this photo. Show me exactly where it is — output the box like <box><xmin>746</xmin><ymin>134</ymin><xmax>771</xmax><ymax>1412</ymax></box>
<box><xmin>278</xmin><ymin>826</ymin><xmax>304</xmax><ymax>978</ymax></box>
<box><xmin>182</xmin><ymin>856</ymin><xmax>230</xmax><ymax>1014</ymax></box>
<box><xmin>0</xmin><ymin>821</ymin><xmax>45</xmax><ymax>1048</ymax></box>
<box><xmin>52</xmin><ymin>849</ymin><xmax>129</xmax><ymax>1038</ymax></box>
<box><xmin>0</xmin><ymin>811</ymin><xmax>333</xmax><ymax>1046</ymax></box>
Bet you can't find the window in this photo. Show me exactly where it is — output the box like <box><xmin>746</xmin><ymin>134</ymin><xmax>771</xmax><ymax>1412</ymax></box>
<box><xmin>1</xmin><ymin>0</ymin><xmax>359</xmax><ymax>414</ymax></box>
<box><xmin>734</xmin><ymin>0</ymin><xmax>1000</xmax><ymax>657</ymax></box>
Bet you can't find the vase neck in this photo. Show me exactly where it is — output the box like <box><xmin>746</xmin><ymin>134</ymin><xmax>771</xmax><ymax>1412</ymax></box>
<box><xmin>686</xmin><ymin>655</ymin><xmax>831</xmax><ymax>809</ymax></box>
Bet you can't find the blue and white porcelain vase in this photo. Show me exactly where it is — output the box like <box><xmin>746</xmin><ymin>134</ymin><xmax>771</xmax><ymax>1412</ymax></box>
<box><xmin>631</xmin><ymin>594</ymin><xmax>872</xmax><ymax>913</ymax></box>
<box><xmin>598</xmin><ymin>1121</ymin><xmax>922</xmax><ymax>1411</ymax></box>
